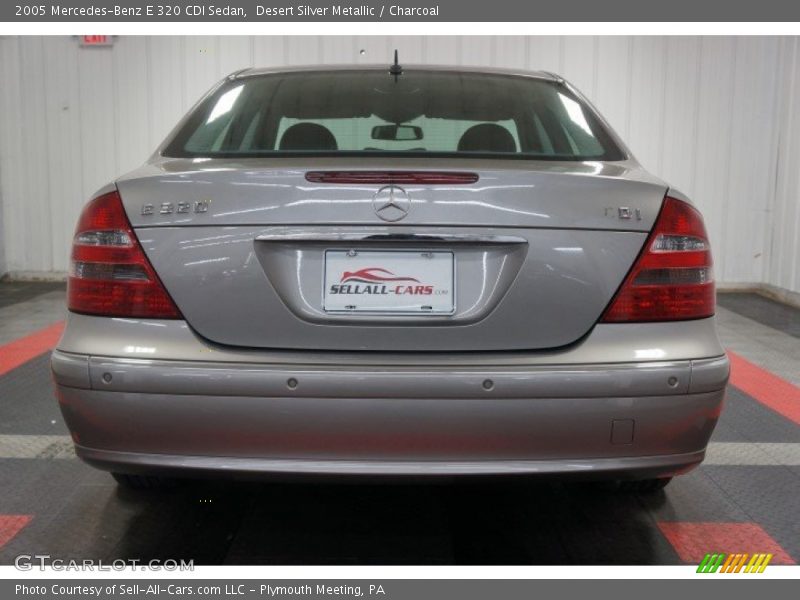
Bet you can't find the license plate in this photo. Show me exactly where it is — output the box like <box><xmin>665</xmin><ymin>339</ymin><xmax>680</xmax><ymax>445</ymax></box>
<box><xmin>323</xmin><ymin>250</ymin><xmax>455</xmax><ymax>314</ymax></box>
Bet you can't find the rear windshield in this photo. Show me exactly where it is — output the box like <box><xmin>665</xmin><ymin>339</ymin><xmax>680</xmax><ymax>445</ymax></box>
<box><xmin>163</xmin><ymin>70</ymin><xmax>625</xmax><ymax>161</ymax></box>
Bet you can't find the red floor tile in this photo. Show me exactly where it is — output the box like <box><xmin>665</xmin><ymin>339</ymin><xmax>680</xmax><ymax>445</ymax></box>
<box><xmin>0</xmin><ymin>321</ymin><xmax>64</xmax><ymax>376</ymax></box>
<box><xmin>658</xmin><ymin>522</ymin><xmax>795</xmax><ymax>565</ymax></box>
<box><xmin>0</xmin><ymin>515</ymin><xmax>32</xmax><ymax>549</ymax></box>
<box><xmin>728</xmin><ymin>351</ymin><xmax>800</xmax><ymax>426</ymax></box>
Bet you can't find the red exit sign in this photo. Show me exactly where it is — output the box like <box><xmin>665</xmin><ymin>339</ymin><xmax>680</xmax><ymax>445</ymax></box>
<box><xmin>80</xmin><ymin>35</ymin><xmax>113</xmax><ymax>47</ymax></box>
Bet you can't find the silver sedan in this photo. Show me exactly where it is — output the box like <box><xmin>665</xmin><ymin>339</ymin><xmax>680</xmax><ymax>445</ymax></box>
<box><xmin>52</xmin><ymin>65</ymin><xmax>729</xmax><ymax>491</ymax></box>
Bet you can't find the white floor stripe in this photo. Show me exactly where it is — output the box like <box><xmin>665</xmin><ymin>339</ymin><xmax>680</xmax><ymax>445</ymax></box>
<box><xmin>703</xmin><ymin>442</ymin><xmax>800</xmax><ymax>466</ymax></box>
<box><xmin>0</xmin><ymin>434</ymin><xmax>75</xmax><ymax>459</ymax></box>
<box><xmin>1</xmin><ymin>436</ymin><xmax>799</xmax><ymax>466</ymax></box>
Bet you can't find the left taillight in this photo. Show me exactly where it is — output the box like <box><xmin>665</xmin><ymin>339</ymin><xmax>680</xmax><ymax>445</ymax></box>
<box><xmin>68</xmin><ymin>190</ymin><xmax>182</xmax><ymax>319</ymax></box>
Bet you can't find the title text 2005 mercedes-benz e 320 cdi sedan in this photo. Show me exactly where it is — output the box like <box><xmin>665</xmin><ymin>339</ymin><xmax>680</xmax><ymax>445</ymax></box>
<box><xmin>52</xmin><ymin>64</ymin><xmax>729</xmax><ymax>491</ymax></box>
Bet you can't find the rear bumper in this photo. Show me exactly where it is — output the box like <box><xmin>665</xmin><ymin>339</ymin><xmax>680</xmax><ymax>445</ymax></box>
<box><xmin>52</xmin><ymin>350</ymin><xmax>728</xmax><ymax>478</ymax></box>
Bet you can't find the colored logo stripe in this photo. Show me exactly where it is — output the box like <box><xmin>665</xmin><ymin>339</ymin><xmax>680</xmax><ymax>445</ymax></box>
<box><xmin>696</xmin><ymin>552</ymin><xmax>775</xmax><ymax>573</ymax></box>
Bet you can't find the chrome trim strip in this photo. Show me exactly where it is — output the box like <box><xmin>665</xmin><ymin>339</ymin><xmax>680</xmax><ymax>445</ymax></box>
<box><xmin>255</xmin><ymin>231</ymin><xmax>528</xmax><ymax>244</ymax></box>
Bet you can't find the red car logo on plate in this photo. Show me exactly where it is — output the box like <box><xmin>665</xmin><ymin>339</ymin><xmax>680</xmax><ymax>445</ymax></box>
<box><xmin>340</xmin><ymin>268</ymin><xmax>420</xmax><ymax>284</ymax></box>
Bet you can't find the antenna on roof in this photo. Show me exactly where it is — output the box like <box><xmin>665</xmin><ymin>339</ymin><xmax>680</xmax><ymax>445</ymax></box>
<box><xmin>389</xmin><ymin>49</ymin><xmax>403</xmax><ymax>81</ymax></box>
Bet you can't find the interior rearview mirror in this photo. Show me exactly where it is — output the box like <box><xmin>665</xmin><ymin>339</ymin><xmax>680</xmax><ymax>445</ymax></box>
<box><xmin>371</xmin><ymin>124</ymin><xmax>424</xmax><ymax>141</ymax></box>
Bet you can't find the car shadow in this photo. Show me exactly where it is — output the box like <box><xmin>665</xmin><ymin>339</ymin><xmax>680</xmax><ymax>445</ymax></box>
<box><xmin>105</xmin><ymin>478</ymin><xmax>676</xmax><ymax>565</ymax></box>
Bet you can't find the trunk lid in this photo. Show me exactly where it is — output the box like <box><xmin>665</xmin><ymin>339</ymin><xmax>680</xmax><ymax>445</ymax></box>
<box><xmin>118</xmin><ymin>157</ymin><xmax>666</xmax><ymax>352</ymax></box>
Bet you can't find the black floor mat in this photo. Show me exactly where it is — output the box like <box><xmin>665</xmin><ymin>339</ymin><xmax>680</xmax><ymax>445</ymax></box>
<box><xmin>0</xmin><ymin>281</ymin><xmax>66</xmax><ymax>309</ymax></box>
<box><xmin>717</xmin><ymin>292</ymin><xmax>800</xmax><ymax>338</ymax></box>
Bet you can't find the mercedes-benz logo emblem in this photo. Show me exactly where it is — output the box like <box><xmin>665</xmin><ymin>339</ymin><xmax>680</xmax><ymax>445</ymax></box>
<box><xmin>372</xmin><ymin>185</ymin><xmax>410</xmax><ymax>222</ymax></box>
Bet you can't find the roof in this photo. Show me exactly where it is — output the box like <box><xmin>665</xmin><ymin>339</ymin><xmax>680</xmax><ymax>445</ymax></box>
<box><xmin>229</xmin><ymin>64</ymin><xmax>563</xmax><ymax>82</ymax></box>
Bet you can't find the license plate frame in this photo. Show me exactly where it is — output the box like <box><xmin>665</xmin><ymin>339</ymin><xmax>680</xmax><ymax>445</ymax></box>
<box><xmin>322</xmin><ymin>249</ymin><xmax>455</xmax><ymax>315</ymax></box>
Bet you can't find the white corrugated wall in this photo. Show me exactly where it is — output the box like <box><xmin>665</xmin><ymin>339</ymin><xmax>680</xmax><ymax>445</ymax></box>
<box><xmin>771</xmin><ymin>37</ymin><xmax>800</xmax><ymax>298</ymax></box>
<box><xmin>0</xmin><ymin>35</ymin><xmax>797</xmax><ymax>297</ymax></box>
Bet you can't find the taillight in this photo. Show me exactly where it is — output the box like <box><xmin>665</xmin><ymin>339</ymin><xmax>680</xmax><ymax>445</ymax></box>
<box><xmin>601</xmin><ymin>196</ymin><xmax>715</xmax><ymax>322</ymax></box>
<box><xmin>68</xmin><ymin>190</ymin><xmax>182</xmax><ymax>319</ymax></box>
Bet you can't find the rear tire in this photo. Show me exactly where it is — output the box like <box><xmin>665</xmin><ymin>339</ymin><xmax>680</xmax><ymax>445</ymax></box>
<box><xmin>112</xmin><ymin>472</ymin><xmax>177</xmax><ymax>490</ymax></box>
<box><xmin>618</xmin><ymin>477</ymin><xmax>672</xmax><ymax>493</ymax></box>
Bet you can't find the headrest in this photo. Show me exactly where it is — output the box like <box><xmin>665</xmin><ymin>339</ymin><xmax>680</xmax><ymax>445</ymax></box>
<box><xmin>457</xmin><ymin>123</ymin><xmax>516</xmax><ymax>153</ymax></box>
<box><xmin>279</xmin><ymin>123</ymin><xmax>338</xmax><ymax>151</ymax></box>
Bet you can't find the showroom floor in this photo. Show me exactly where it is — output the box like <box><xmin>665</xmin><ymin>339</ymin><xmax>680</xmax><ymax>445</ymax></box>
<box><xmin>0</xmin><ymin>283</ymin><xmax>798</xmax><ymax>565</ymax></box>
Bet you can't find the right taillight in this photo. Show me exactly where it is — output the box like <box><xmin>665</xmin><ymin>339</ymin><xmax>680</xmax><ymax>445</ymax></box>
<box><xmin>601</xmin><ymin>196</ymin><xmax>715</xmax><ymax>322</ymax></box>
<box><xmin>68</xmin><ymin>190</ymin><xmax>182</xmax><ymax>319</ymax></box>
